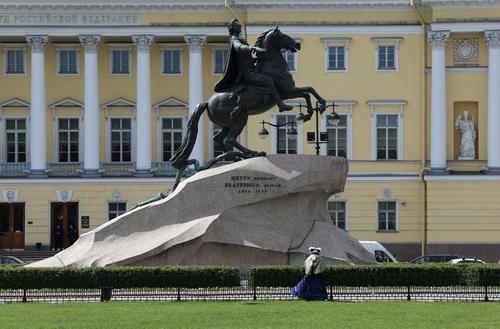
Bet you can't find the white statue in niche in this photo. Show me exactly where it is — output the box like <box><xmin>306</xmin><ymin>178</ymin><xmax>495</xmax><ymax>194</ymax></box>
<box><xmin>455</xmin><ymin>110</ymin><xmax>476</xmax><ymax>160</ymax></box>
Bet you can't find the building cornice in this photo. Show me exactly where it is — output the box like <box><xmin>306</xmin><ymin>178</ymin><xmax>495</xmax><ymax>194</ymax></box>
<box><xmin>3</xmin><ymin>1</ymin><xmax>500</xmax><ymax>12</ymax></box>
<box><xmin>0</xmin><ymin>1</ymin><xmax>415</xmax><ymax>12</ymax></box>
<box><xmin>422</xmin><ymin>0</ymin><xmax>500</xmax><ymax>8</ymax></box>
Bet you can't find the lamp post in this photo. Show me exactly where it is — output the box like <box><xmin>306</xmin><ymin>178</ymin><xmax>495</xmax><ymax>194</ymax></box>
<box><xmin>258</xmin><ymin>119</ymin><xmax>298</xmax><ymax>139</ymax></box>
<box><xmin>257</xmin><ymin>101</ymin><xmax>339</xmax><ymax>155</ymax></box>
<box><xmin>295</xmin><ymin>101</ymin><xmax>340</xmax><ymax>155</ymax></box>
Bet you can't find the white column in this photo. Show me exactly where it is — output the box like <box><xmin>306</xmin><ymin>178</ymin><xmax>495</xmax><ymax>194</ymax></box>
<box><xmin>26</xmin><ymin>35</ymin><xmax>48</xmax><ymax>176</ymax></box>
<box><xmin>79</xmin><ymin>35</ymin><xmax>101</xmax><ymax>176</ymax></box>
<box><xmin>428</xmin><ymin>31</ymin><xmax>450</xmax><ymax>171</ymax></box>
<box><xmin>485</xmin><ymin>31</ymin><xmax>500</xmax><ymax>172</ymax></box>
<box><xmin>185</xmin><ymin>35</ymin><xmax>206</xmax><ymax>164</ymax></box>
<box><xmin>132</xmin><ymin>35</ymin><xmax>154</xmax><ymax>175</ymax></box>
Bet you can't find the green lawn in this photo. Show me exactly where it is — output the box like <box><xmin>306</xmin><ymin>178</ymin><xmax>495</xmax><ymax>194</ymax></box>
<box><xmin>0</xmin><ymin>301</ymin><xmax>498</xmax><ymax>329</ymax></box>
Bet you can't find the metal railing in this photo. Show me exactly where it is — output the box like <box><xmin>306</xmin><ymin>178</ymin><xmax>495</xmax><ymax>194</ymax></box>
<box><xmin>47</xmin><ymin>162</ymin><xmax>82</xmax><ymax>177</ymax></box>
<box><xmin>0</xmin><ymin>162</ymin><xmax>29</xmax><ymax>177</ymax></box>
<box><xmin>1</xmin><ymin>275</ymin><xmax>499</xmax><ymax>303</ymax></box>
<box><xmin>100</xmin><ymin>162</ymin><xmax>135</xmax><ymax>177</ymax></box>
<box><xmin>0</xmin><ymin>161</ymin><xmax>191</xmax><ymax>177</ymax></box>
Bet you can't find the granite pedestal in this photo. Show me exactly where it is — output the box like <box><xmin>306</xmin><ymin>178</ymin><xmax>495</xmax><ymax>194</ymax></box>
<box><xmin>29</xmin><ymin>155</ymin><xmax>375</xmax><ymax>269</ymax></box>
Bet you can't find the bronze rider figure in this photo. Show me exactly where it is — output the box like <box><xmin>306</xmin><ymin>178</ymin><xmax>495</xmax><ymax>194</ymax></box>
<box><xmin>214</xmin><ymin>19</ymin><xmax>293</xmax><ymax>118</ymax></box>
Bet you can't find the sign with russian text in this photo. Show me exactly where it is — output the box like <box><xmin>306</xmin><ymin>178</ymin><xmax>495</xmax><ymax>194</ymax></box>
<box><xmin>0</xmin><ymin>13</ymin><xmax>140</xmax><ymax>25</ymax></box>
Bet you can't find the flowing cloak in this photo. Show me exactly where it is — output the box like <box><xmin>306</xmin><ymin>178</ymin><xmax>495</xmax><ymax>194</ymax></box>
<box><xmin>214</xmin><ymin>36</ymin><xmax>253</xmax><ymax>92</ymax></box>
<box><xmin>213</xmin><ymin>36</ymin><xmax>272</xmax><ymax>95</ymax></box>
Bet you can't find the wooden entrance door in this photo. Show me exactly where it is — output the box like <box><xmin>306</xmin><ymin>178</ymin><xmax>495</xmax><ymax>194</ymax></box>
<box><xmin>0</xmin><ymin>203</ymin><xmax>25</xmax><ymax>250</ymax></box>
<box><xmin>50</xmin><ymin>202</ymin><xmax>79</xmax><ymax>250</ymax></box>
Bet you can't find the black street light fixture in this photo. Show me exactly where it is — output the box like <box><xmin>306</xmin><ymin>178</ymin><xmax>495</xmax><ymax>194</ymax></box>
<box><xmin>295</xmin><ymin>101</ymin><xmax>340</xmax><ymax>155</ymax></box>
<box><xmin>258</xmin><ymin>119</ymin><xmax>298</xmax><ymax>139</ymax></box>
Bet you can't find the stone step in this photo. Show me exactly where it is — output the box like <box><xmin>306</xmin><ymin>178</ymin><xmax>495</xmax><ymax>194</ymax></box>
<box><xmin>1</xmin><ymin>250</ymin><xmax>58</xmax><ymax>263</ymax></box>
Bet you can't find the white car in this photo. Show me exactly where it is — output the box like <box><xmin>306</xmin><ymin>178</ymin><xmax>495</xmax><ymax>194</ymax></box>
<box><xmin>359</xmin><ymin>241</ymin><xmax>398</xmax><ymax>263</ymax></box>
<box><xmin>448</xmin><ymin>257</ymin><xmax>485</xmax><ymax>264</ymax></box>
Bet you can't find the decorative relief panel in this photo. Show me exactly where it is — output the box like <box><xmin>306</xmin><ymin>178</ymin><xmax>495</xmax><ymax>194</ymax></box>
<box><xmin>383</xmin><ymin>188</ymin><xmax>392</xmax><ymax>200</ymax></box>
<box><xmin>56</xmin><ymin>190</ymin><xmax>73</xmax><ymax>202</ymax></box>
<box><xmin>453</xmin><ymin>39</ymin><xmax>479</xmax><ymax>65</ymax></box>
<box><xmin>2</xmin><ymin>190</ymin><xmax>19</xmax><ymax>203</ymax></box>
<box><xmin>112</xmin><ymin>189</ymin><xmax>121</xmax><ymax>201</ymax></box>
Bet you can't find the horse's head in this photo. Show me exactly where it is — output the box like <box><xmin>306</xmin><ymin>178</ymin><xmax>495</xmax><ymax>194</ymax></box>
<box><xmin>264</xmin><ymin>26</ymin><xmax>301</xmax><ymax>53</ymax></box>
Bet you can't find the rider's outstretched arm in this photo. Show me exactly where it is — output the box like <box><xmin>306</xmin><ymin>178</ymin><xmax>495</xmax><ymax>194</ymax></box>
<box><xmin>231</xmin><ymin>38</ymin><xmax>253</xmax><ymax>53</ymax></box>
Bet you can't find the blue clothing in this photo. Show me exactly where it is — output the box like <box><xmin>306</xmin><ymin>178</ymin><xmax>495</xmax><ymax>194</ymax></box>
<box><xmin>291</xmin><ymin>274</ymin><xmax>328</xmax><ymax>300</ymax></box>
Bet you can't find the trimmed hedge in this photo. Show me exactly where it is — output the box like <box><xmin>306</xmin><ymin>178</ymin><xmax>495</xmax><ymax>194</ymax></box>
<box><xmin>3</xmin><ymin>264</ymin><xmax>500</xmax><ymax>290</ymax></box>
<box><xmin>250</xmin><ymin>264</ymin><xmax>500</xmax><ymax>287</ymax></box>
<box><xmin>0</xmin><ymin>266</ymin><xmax>240</xmax><ymax>289</ymax></box>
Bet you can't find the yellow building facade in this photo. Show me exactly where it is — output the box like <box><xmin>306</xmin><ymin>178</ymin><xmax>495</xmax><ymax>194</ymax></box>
<box><xmin>0</xmin><ymin>0</ymin><xmax>500</xmax><ymax>262</ymax></box>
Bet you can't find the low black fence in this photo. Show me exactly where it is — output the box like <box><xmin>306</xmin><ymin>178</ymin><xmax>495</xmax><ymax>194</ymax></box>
<box><xmin>1</xmin><ymin>264</ymin><xmax>500</xmax><ymax>303</ymax></box>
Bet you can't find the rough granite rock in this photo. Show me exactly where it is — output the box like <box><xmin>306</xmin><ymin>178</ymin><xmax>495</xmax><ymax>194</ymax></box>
<box><xmin>29</xmin><ymin>155</ymin><xmax>375</xmax><ymax>269</ymax></box>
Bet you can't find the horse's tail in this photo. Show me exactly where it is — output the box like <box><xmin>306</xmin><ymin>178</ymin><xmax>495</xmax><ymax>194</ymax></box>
<box><xmin>169</xmin><ymin>102</ymin><xmax>208</xmax><ymax>169</ymax></box>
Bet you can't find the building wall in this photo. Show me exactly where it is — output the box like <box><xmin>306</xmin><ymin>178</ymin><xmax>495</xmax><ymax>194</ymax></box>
<box><xmin>0</xmin><ymin>1</ymin><xmax>499</xmax><ymax>261</ymax></box>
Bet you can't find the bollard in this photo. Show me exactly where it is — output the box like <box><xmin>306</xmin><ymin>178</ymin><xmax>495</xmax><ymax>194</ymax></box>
<box><xmin>100</xmin><ymin>287</ymin><xmax>113</xmax><ymax>302</ymax></box>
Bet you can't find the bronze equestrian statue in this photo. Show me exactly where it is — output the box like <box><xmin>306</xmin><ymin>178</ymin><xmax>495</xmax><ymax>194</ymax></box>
<box><xmin>169</xmin><ymin>20</ymin><xmax>328</xmax><ymax>190</ymax></box>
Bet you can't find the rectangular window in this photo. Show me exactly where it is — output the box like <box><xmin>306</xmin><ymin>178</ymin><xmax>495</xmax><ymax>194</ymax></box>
<box><xmin>282</xmin><ymin>50</ymin><xmax>296</xmax><ymax>72</ymax></box>
<box><xmin>6</xmin><ymin>50</ymin><xmax>24</xmax><ymax>74</ymax></box>
<box><xmin>214</xmin><ymin>49</ymin><xmax>229</xmax><ymax>74</ymax></box>
<box><xmin>277</xmin><ymin>115</ymin><xmax>297</xmax><ymax>154</ymax></box>
<box><xmin>162</xmin><ymin>117</ymin><xmax>184</xmax><ymax>162</ymax></box>
<box><xmin>378</xmin><ymin>201</ymin><xmax>397</xmax><ymax>231</ymax></box>
<box><xmin>108</xmin><ymin>202</ymin><xmax>127</xmax><ymax>220</ymax></box>
<box><xmin>111</xmin><ymin>50</ymin><xmax>130</xmax><ymax>74</ymax></box>
<box><xmin>110</xmin><ymin>118</ymin><xmax>132</xmax><ymax>162</ymax></box>
<box><xmin>378</xmin><ymin>45</ymin><xmax>396</xmax><ymax>70</ymax></box>
<box><xmin>162</xmin><ymin>49</ymin><xmax>181</xmax><ymax>74</ymax></box>
<box><xmin>328</xmin><ymin>201</ymin><xmax>346</xmax><ymax>230</ymax></box>
<box><xmin>327</xmin><ymin>46</ymin><xmax>345</xmax><ymax>71</ymax></box>
<box><xmin>58</xmin><ymin>118</ymin><xmax>79</xmax><ymax>163</ymax></box>
<box><xmin>5</xmin><ymin>119</ymin><xmax>27</xmax><ymax>163</ymax></box>
<box><xmin>376</xmin><ymin>114</ymin><xmax>398</xmax><ymax>160</ymax></box>
<box><xmin>326</xmin><ymin>114</ymin><xmax>347</xmax><ymax>158</ymax></box>
<box><xmin>58</xmin><ymin>49</ymin><xmax>78</xmax><ymax>74</ymax></box>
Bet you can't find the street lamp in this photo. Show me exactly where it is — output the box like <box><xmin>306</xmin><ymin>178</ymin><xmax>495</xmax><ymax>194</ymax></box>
<box><xmin>295</xmin><ymin>101</ymin><xmax>339</xmax><ymax>155</ymax></box>
<box><xmin>258</xmin><ymin>119</ymin><xmax>298</xmax><ymax>140</ymax></box>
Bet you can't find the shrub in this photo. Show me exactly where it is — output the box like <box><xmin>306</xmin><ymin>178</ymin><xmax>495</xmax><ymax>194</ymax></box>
<box><xmin>0</xmin><ymin>266</ymin><xmax>240</xmax><ymax>289</ymax></box>
<box><xmin>249</xmin><ymin>264</ymin><xmax>500</xmax><ymax>287</ymax></box>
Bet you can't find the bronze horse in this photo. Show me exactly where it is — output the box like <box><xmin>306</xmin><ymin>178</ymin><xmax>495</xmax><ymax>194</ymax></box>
<box><xmin>170</xmin><ymin>27</ymin><xmax>326</xmax><ymax>179</ymax></box>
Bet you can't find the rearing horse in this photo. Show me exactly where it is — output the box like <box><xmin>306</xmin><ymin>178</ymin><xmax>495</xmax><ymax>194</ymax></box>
<box><xmin>170</xmin><ymin>27</ymin><xmax>326</xmax><ymax>172</ymax></box>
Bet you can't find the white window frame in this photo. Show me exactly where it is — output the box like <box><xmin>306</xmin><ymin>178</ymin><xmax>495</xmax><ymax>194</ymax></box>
<box><xmin>271</xmin><ymin>113</ymin><xmax>303</xmax><ymax>155</ymax></box>
<box><xmin>374</xmin><ymin>113</ymin><xmax>399</xmax><ymax>161</ymax></box>
<box><xmin>108</xmin><ymin>46</ymin><xmax>132</xmax><ymax>76</ymax></box>
<box><xmin>320</xmin><ymin>101</ymin><xmax>355</xmax><ymax>160</ymax></box>
<box><xmin>160</xmin><ymin>47</ymin><xmax>183</xmax><ymax>76</ymax></box>
<box><xmin>371</xmin><ymin>37</ymin><xmax>402</xmax><ymax>72</ymax></box>
<box><xmin>158</xmin><ymin>116</ymin><xmax>186</xmax><ymax>162</ymax></box>
<box><xmin>376</xmin><ymin>200</ymin><xmax>399</xmax><ymax>232</ymax></box>
<box><xmin>212</xmin><ymin>47</ymin><xmax>229</xmax><ymax>75</ymax></box>
<box><xmin>4</xmin><ymin>48</ymin><xmax>26</xmax><ymax>76</ymax></box>
<box><xmin>56</xmin><ymin>47</ymin><xmax>79</xmax><ymax>76</ymax></box>
<box><xmin>324</xmin><ymin>113</ymin><xmax>349</xmax><ymax>159</ymax></box>
<box><xmin>3</xmin><ymin>117</ymin><xmax>28</xmax><ymax>163</ymax></box>
<box><xmin>327</xmin><ymin>196</ymin><xmax>348</xmax><ymax>231</ymax></box>
<box><xmin>54</xmin><ymin>117</ymin><xmax>82</xmax><ymax>163</ymax></box>
<box><xmin>282</xmin><ymin>49</ymin><xmax>298</xmax><ymax>73</ymax></box>
<box><xmin>107</xmin><ymin>201</ymin><xmax>128</xmax><ymax>221</ymax></box>
<box><xmin>369</xmin><ymin>100</ymin><xmax>406</xmax><ymax>161</ymax></box>
<box><xmin>321</xmin><ymin>37</ymin><xmax>351</xmax><ymax>73</ymax></box>
<box><xmin>106</xmin><ymin>116</ymin><xmax>135</xmax><ymax>163</ymax></box>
